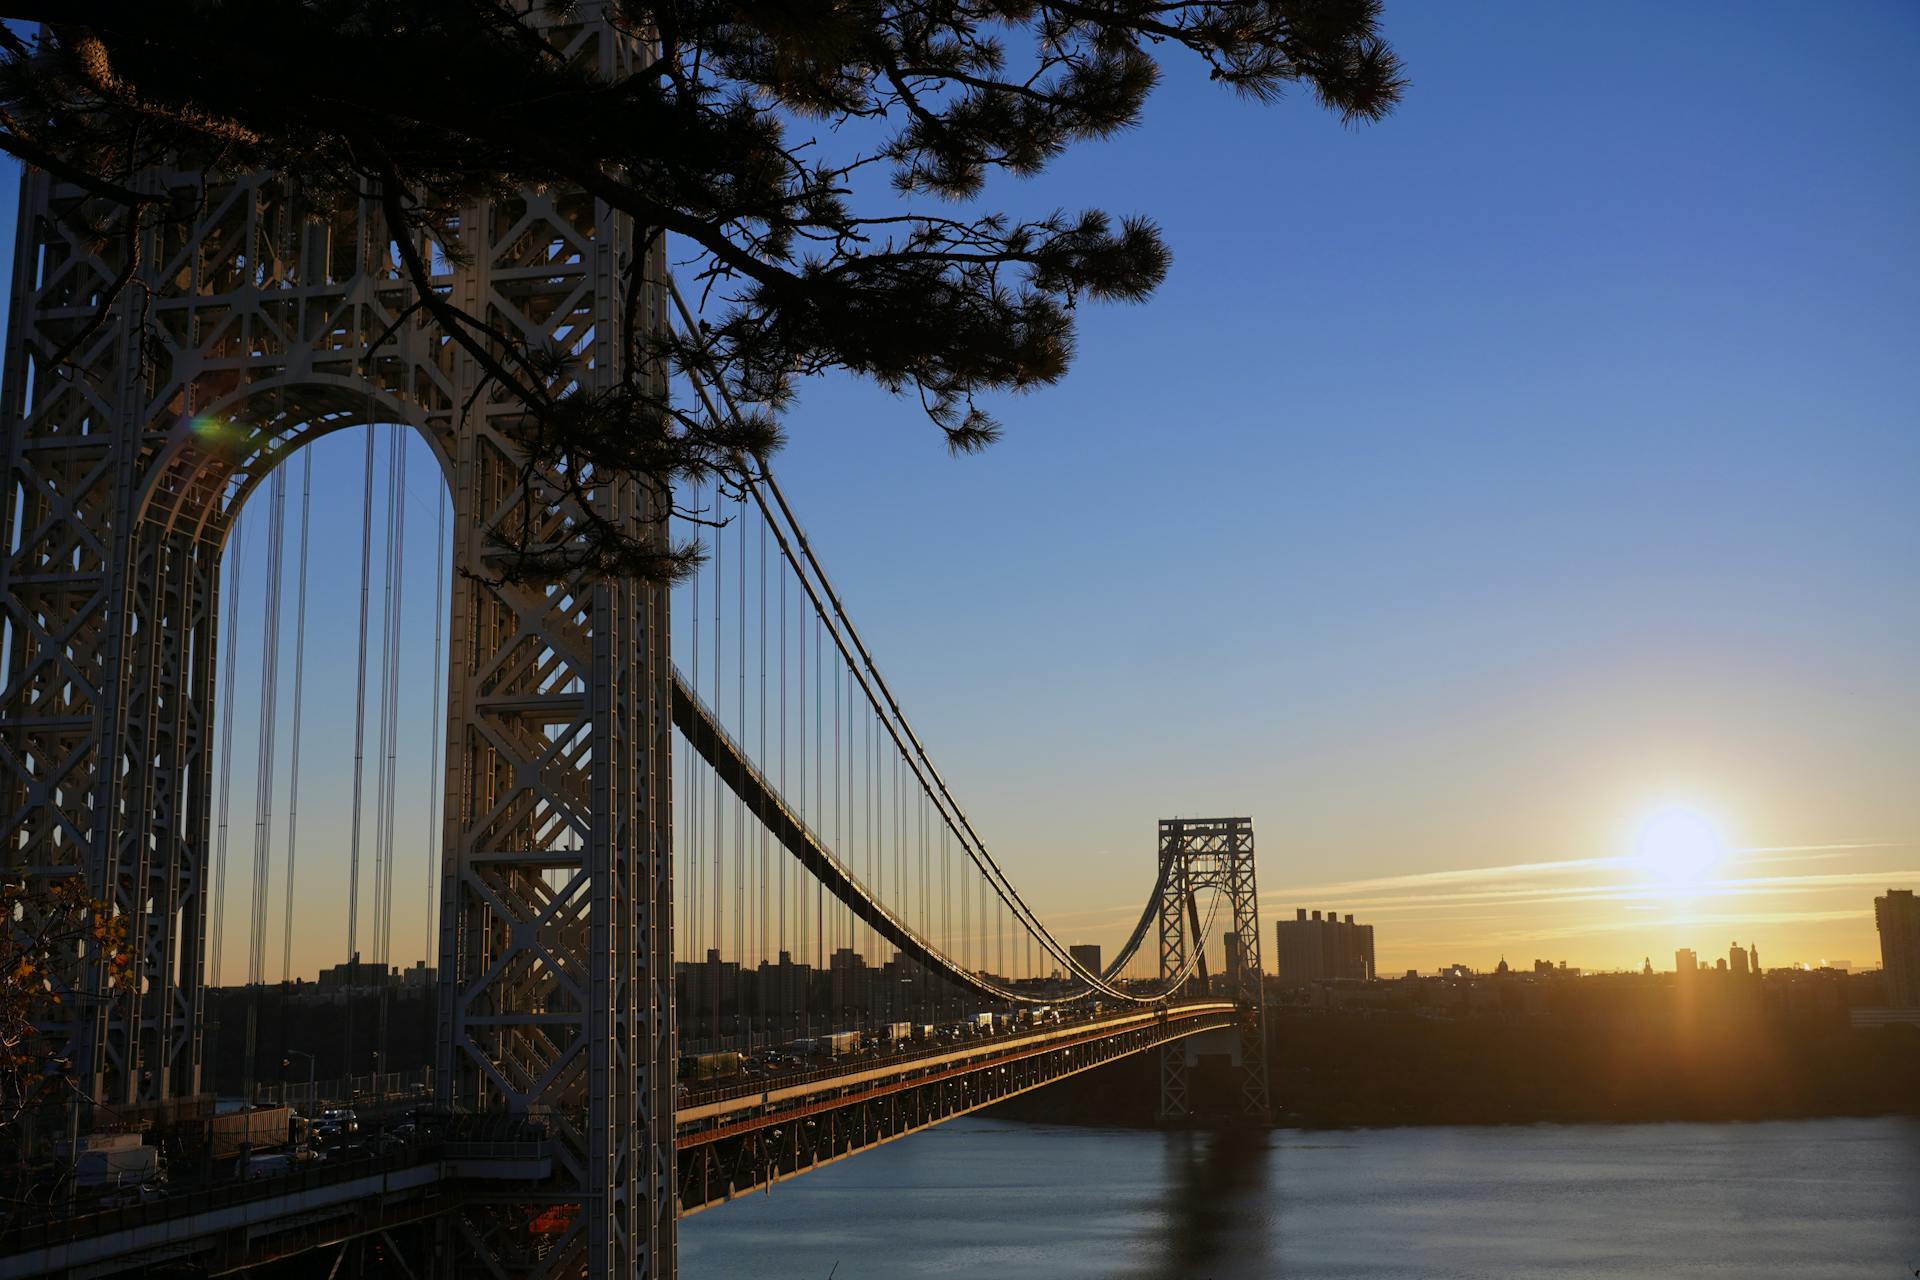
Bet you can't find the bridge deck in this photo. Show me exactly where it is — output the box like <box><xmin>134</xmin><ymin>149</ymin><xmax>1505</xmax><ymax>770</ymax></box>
<box><xmin>1</xmin><ymin>1004</ymin><xmax>1239</xmax><ymax>1276</ymax></box>
<box><xmin>675</xmin><ymin>1002</ymin><xmax>1237</xmax><ymax>1214</ymax></box>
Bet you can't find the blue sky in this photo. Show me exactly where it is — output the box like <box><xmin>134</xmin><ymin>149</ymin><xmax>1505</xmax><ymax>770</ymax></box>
<box><xmin>751</xmin><ymin>1</ymin><xmax>1920</xmax><ymax>971</ymax></box>
<box><xmin>3</xmin><ymin>2</ymin><xmax>1914</xmax><ymax>977</ymax></box>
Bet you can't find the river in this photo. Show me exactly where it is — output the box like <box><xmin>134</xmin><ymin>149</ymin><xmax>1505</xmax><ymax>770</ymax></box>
<box><xmin>679</xmin><ymin>1114</ymin><xmax>1920</xmax><ymax>1279</ymax></box>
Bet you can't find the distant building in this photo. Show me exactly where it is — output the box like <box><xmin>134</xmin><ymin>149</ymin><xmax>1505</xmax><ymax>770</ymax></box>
<box><xmin>1069</xmin><ymin>944</ymin><xmax>1102</xmax><ymax>978</ymax></box>
<box><xmin>1675</xmin><ymin>948</ymin><xmax>1697</xmax><ymax>975</ymax></box>
<box><xmin>1274</xmin><ymin>909</ymin><xmax>1374</xmax><ymax>984</ymax></box>
<box><xmin>1729</xmin><ymin>942</ymin><xmax>1750</xmax><ymax>977</ymax></box>
<box><xmin>1223</xmin><ymin>932</ymin><xmax>1253</xmax><ymax>982</ymax></box>
<box><xmin>1877</xmin><ymin>889</ymin><xmax>1920</xmax><ymax>1008</ymax></box>
<box><xmin>317</xmin><ymin>954</ymin><xmax>393</xmax><ymax>990</ymax></box>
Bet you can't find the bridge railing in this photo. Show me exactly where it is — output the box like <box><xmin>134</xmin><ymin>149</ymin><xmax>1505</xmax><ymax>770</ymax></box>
<box><xmin>250</xmin><ymin>1067</ymin><xmax>434</xmax><ymax>1111</ymax></box>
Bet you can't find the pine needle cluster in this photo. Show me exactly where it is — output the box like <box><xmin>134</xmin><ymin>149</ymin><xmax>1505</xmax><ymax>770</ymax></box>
<box><xmin>0</xmin><ymin>1</ymin><xmax>1402</xmax><ymax>577</ymax></box>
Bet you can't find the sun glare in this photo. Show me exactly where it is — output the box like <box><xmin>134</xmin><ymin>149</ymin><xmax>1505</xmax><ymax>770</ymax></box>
<box><xmin>1630</xmin><ymin>804</ymin><xmax>1729</xmax><ymax>892</ymax></box>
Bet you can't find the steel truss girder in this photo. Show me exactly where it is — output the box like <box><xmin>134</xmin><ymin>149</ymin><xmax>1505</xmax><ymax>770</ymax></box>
<box><xmin>1156</xmin><ymin>817</ymin><xmax>1270</xmax><ymax>1120</ymax></box>
<box><xmin>676</xmin><ymin>1006</ymin><xmax>1238</xmax><ymax>1213</ymax></box>
<box><xmin>0</xmin><ymin>11</ymin><xmax>673</xmax><ymax>1276</ymax></box>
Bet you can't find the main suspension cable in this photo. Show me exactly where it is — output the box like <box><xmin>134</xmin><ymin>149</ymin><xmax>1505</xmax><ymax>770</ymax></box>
<box><xmin>668</xmin><ymin>276</ymin><xmax>1152</xmax><ymax>1001</ymax></box>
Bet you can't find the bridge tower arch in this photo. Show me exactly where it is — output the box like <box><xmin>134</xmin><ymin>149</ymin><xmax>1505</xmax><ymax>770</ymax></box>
<box><xmin>0</xmin><ymin>14</ymin><xmax>675</xmax><ymax>1277</ymax></box>
<box><xmin>1156</xmin><ymin>816</ymin><xmax>1270</xmax><ymax>1122</ymax></box>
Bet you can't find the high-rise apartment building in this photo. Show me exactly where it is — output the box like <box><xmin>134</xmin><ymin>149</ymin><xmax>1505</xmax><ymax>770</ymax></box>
<box><xmin>1069</xmin><ymin>943</ymin><xmax>1103</xmax><ymax>978</ymax></box>
<box><xmin>1274</xmin><ymin>909</ymin><xmax>1375</xmax><ymax>985</ymax></box>
<box><xmin>1877</xmin><ymin>888</ymin><xmax>1920</xmax><ymax>1009</ymax></box>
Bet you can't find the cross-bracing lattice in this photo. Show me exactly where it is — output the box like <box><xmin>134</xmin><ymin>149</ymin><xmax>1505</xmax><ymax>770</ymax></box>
<box><xmin>0</xmin><ymin>14</ymin><xmax>673</xmax><ymax>1276</ymax></box>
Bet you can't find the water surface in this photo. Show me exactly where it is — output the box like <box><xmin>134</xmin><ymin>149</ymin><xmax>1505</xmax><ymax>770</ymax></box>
<box><xmin>680</xmin><ymin>1114</ymin><xmax>1920</xmax><ymax>1279</ymax></box>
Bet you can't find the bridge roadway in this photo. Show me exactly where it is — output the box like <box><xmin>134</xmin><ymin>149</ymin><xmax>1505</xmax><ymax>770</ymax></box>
<box><xmin>1</xmin><ymin>1002</ymin><xmax>1238</xmax><ymax>1277</ymax></box>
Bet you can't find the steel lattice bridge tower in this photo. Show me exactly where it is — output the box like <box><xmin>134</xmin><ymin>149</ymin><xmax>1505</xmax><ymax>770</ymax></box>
<box><xmin>0</xmin><ymin>14</ymin><xmax>1268</xmax><ymax>1279</ymax></box>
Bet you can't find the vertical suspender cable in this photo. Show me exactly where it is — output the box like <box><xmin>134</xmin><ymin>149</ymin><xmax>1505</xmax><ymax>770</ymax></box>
<box><xmin>958</xmin><ymin>824</ymin><xmax>968</xmax><ymax>982</ymax></box>
<box><xmin>734</xmin><ymin>498</ymin><xmax>745</xmax><ymax>1043</ymax></box>
<box><xmin>374</xmin><ymin>426</ymin><xmax>407</xmax><ymax>1074</ymax></box>
<box><xmin>376</xmin><ymin>425</ymin><xmax>407</xmax><ymax>969</ymax></box>
<box><xmin>832</xmin><ymin>656</ymin><xmax>841</xmax><ymax>1019</ymax></box>
<box><xmin>812</xmin><ymin>613</ymin><xmax>823</xmax><ymax>1018</ymax></box>
<box><xmin>688</xmin><ymin>482</ymin><xmax>703</xmax><ymax>1045</ymax></box>
<box><xmin>211</xmin><ymin>518</ymin><xmax>246</xmax><ymax>987</ymax></box>
<box><xmin>372</xmin><ymin>428</ymin><xmax>396</xmax><ymax>968</ymax></box>
<box><xmin>241</xmin><ymin>465</ymin><xmax>287</xmax><ymax>1103</ymax></box>
<box><xmin>347</xmin><ymin>422</ymin><xmax>375</xmax><ymax>966</ymax></box>
<box><xmin>777</xmin><ymin>541</ymin><xmax>787</xmax><ymax>958</ymax></box>
<box><xmin>248</xmin><ymin>467</ymin><xmax>287</xmax><ymax>985</ymax></box>
<box><xmin>710</xmin><ymin>484</ymin><xmax>724</xmax><ymax>1041</ymax></box>
<box><xmin>423</xmin><ymin>482</ymin><xmax>446</xmax><ymax>969</ymax></box>
<box><xmin>757</xmin><ymin>512</ymin><xmax>768</xmax><ymax>1047</ymax></box>
<box><xmin>343</xmin><ymin>415</ymin><xmax>376</xmax><ymax>1079</ymax></box>
<box><xmin>793</xmin><ymin>572</ymin><xmax>803</xmax><ymax>1033</ymax></box>
<box><xmin>280</xmin><ymin>450</ymin><xmax>312</xmax><ymax>983</ymax></box>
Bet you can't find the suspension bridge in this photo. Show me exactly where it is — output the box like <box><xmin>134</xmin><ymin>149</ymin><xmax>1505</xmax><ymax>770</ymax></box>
<box><xmin>0</xmin><ymin>16</ymin><xmax>1268</xmax><ymax>1278</ymax></box>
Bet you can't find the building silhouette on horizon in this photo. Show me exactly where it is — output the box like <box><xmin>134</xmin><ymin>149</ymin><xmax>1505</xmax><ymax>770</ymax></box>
<box><xmin>1275</xmin><ymin>909</ymin><xmax>1374</xmax><ymax>985</ymax></box>
<box><xmin>1069</xmin><ymin>943</ymin><xmax>1103</xmax><ymax>978</ymax></box>
<box><xmin>1877</xmin><ymin>888</ymin><xmax>1920</xmax><ymax>1009</ymax></box>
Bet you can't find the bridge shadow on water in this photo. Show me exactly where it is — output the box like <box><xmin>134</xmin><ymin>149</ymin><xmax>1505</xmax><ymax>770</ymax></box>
<box><xmin>1132</xmin><ymin>1126</ymin><xmax>1276</xmax><ymax>1280</ymax></box>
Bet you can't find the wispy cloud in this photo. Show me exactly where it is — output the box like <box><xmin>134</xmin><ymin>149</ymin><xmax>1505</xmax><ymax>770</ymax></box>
<box><xmin>1263</xmin><ymin>869</ymin><xmax>1920</xmax><ymax>916</ymax></box>
<box><xmin>1263</xmin><ymin>854</ymin><xmax>1628</xmax><ymax>903</ymax></box>
<box><xmin>1736</xmin><ymin>841</ymin><xmax>1909</xmax><ymax>854</ymax></box>
<box><xmin>1479</xmin><ymin>908</ymin><xmax>1872</xmax><ymax>946</ymax></box>
<box><xmin>1262</xmin><ymin>842</ymin><xmax>1914</xmax><ymax>910</ymax></box>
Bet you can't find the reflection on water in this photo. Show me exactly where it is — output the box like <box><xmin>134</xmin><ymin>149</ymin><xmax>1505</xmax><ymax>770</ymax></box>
<box><xmin>1152</xmin><ymin>1126</ymin><xmax>1272</xmax><ymax>1278</ymax></box>
<box><xmin>679</xmin><ymin>1114</ymin><xmax>1920</xmax><ymax>1279</ymax></box>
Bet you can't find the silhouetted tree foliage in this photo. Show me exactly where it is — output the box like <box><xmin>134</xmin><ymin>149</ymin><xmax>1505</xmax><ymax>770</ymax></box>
<box><xmin>0</xmin><ymin>875</ymin><xmax>133</xmax><ymax>1139</ymax></box>
<box><xmin>0</xmin><ymin>1</ymin><xmax>1401</xmax><ymax>577</ymax></box>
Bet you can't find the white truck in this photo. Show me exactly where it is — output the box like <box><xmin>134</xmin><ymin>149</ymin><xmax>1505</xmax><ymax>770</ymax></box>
<box><xmin>68</xmin><ymin>1132</ymin><xmax>165</xmax><ymax>1191</ymax></box>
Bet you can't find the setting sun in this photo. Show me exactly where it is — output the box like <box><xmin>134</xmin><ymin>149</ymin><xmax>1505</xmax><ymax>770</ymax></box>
<box><xmin>1630</xmin><ymin>804</ymin><xmax>1730</xmax><ymax>892</ymax></box>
